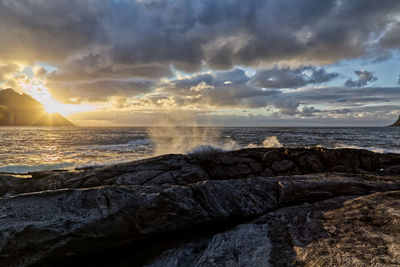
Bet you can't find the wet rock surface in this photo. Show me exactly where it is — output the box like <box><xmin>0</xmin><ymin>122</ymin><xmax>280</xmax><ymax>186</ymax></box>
<box><xmin>0</xmin><ymin>147</ymin><xmax>399</xmax><ymax>266</ymax></box>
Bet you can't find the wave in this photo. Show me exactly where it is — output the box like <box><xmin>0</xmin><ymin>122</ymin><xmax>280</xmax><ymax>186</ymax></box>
<box><xmin>332</xmin><ymin>144</ymin><xmax>400</xmax><ymax>154</ymax></box>
<box><xmin>2</xmin><ymin>136</ymin><xmax>398</xmax><ymax>174</ymax></box>
<box><xmin>187</xmin><ymin>136</ymin><xmax>282</xmax><ymax>154</ymax></box>
<box><xmin>0</xmin><ymin>162</ymin><xmax>76</xmax><ymax>174</ymax></box>
<box><xmin>127</xmin><ymin>139</ymin><xmax>153</xmax><ymax>146</ymax></box>
<box><xmin>76</xmin><ymin>138</ymin><xmax>153</xmax><ymax>151</ymax></box>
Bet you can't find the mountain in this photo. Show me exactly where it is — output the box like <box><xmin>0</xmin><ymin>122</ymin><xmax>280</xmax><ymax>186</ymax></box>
<box><xmin>392</xmin><ymin>115</ymin><xmax>400</xmax><ymax>126</ymax></box>
<box><xmin>0</xmin><ymin>88</ymin><xmax>74</xmax><ymax>126</ymax></box>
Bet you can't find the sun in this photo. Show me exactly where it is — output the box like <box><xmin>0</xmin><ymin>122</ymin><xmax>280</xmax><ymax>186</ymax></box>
<box><xmin>18</xmin><ymin>81</ymin><xmax>95</xmax><ymax>116</ymax></box>
<box><xmin>43</xmin><ymin>100</ymin><xmax>59</xmax><ymax>114</ymax></box>
<box><xmin>40</xmin><ymin>95</ymin><xmax>95</xmax><ymax>116</ymax></box>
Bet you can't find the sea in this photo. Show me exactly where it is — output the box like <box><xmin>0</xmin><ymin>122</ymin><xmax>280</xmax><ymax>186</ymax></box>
<box><xmin>0</xmin><ymin>126</ymin><xmax>399</xmax><ymax>174</ymax></box>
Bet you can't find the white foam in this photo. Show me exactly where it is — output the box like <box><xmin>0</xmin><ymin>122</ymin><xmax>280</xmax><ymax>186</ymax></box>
<box><xmin>246</xmin><ymin>136</ymin><xmax>283</xmax><ymax>149</ymax></box>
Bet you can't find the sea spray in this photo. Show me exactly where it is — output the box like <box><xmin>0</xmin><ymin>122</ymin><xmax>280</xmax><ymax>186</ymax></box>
<box><xmin>187</xmin><ymin>139</ymin><xmax>240</xmax><ymax>154</ymax></box>
<box><xmin>246</xmin><ymin>136</ymin><xmax>283</xmax><ymax>148</ymax></box>
<box><xmin>148</xmin><ymin>126</ymin><xmax>241</xmax><ymax>155</ymax></box>
<box><xmin>147</xmin><ymin>113</ymin><xmax>239</xmax><ymax>155</ymax></box>
<box><xmin>262</xmin><ymin>136</ymin><xmax>283</xmax><ymax>148</ymax></box>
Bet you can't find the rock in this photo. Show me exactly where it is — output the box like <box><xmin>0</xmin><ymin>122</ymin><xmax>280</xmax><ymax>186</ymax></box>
<box><xmin>146</xmin><ymin>223</ymin><xmax>272</xmax><ymax>267</ymax></box>
<box><xmin>261</xmin><ymin>168</ymin><xmax>275</xmax><ymax>177</ymax></box>
<box><xmin>271</xmin><ymin>160</ymin><xmax>300</xmax><ymax>175</ymax></box>
<box><xmin>359</xmin><ymin>150</ymin><xmax>380</xmax><ymax>170</ymax></box>
<box><xmin>319</xmin><ymin>148</ymin><xmax>340</xmax><ymax>169</ymax></box>
<box><xmin>262</xmin><ymin>149</ymin><xmax>285</xmax><ymax>164</ymax></box>
<box><xmin>386</xmin><ymin>165</ymin><xmax>400</xmax><ymax>174</ymax></box>
<box><xmin>0</xmin><ymin>178</ymin><xmax>278</xmax><ymax>266</ymax></box>
<box><xmin>265</xmin><ymin>191</ymin><xmax>400</xmax><ymax>266</ymax></box>
<box><xmin>249</xmin><ymin>162</ymin><xmax>264</xmax><ymax>173</ymax></box>
<box><xmin>0</xmin><ymin>147</ymin><xmax>399</xmax><ymax>266</ymax></box>
<box><xmin>327</xmin><ymin>165</ymin><xmax>348</xmax><ymax>172</ymax></box>
<box><xmin>276</xmin><ymin>173</ymin><xmax>400</xmax><ymax>205</ymax></box>
<box><xmin>297</xmin><ymin>153</ymin><xmax>325</xmax><ymax>172</ymax></box>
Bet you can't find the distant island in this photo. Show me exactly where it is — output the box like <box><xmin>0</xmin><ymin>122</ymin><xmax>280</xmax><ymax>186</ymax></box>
<box><xmin>0</xmin><ymin>88</ymin><xmax>74</xmax><ymax>126</ymax></box>
<box><xmin>392</xmin><ymin>115</ymin><xmax>400</xmax><ymax>126</ymax></box>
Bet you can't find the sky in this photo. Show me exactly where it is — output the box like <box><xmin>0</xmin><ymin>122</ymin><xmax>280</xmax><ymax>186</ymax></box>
<box><xmin>0</xmin><ymin>0</ymin><xmax>399</xmax><ymax>126</ymax></box>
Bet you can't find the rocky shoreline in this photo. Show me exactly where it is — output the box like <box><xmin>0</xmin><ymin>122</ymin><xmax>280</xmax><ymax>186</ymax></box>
<box><xmin>0</xmin><ymin>147</ymin><xmax>400</xmax><ymax>266</ymax></box>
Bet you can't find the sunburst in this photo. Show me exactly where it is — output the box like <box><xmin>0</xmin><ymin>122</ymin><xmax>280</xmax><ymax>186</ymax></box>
<box><xmin>18</xmin><ymin>81</ymin><xmax>95</xmax><ymax>116</ymax></box>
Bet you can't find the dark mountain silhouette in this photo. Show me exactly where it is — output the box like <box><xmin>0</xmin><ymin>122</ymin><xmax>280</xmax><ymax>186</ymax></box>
<box><xmin>392</xmin><ymin>115</ymin><xmax>400</xmax><ymax>126</ymax></box>
<box><xmin>0</xmin><ymin>88</ymin><xmax>74</xmax><ymax>126</ymax></box>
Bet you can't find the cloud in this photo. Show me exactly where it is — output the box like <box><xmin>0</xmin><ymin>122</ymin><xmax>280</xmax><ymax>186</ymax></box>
<box><xmin>260</xmin><ymin>85</ymin><xmax>400</xmax><ymax>117</ymax></box>
<box><xmin>49</xmin><ymin>79</ymin><xmax>154</xmax><ymax>103</ymax></box>
<box><xmin>1</xmin><ymin>0</ymin><xmax>400</xmax><ymax>79</ymax></box>
<box><xmin>290</xmin><ymin>86</ymin><xmax>399</xmax><ymax>105</ymax></box>
<box><xmin>0</xmin><ymin>1</ymin><xmax>399</xmax><ymax>125</ymax></box>
<box><xmin>380</xmin><ymin>21</ymin><xmax>400</xmax><ymax>49</ymax></box>
<box><xmin>161</xmin><ymin>68</ymin><xmax>248</xmax><ymax>91</ymax></box>
<box><xmin>68</xmin><ymin>106</ymin><xmax>400</xmax><ymax>127</ymax></box>
<box><xmin>123</xmin><ymin>67</ymin><xmax>400</xmax><ymax>119</ymax></box>
<box><xmin>272</xmin><ymin>97</ymin><xmax>300</xmax><ymax>115</ymax></box>
<box><xmin>0</xmin><ymin>1</ymin><xmax>109</xmax><ymax>64</ymax></box>
<box><xmin>157</xmin><ymin>82</ymin><xmax>277</xmax><ymax>109</ymax></box>
<box><xmin>154</xmin><ymin>68</ymin><xmax>279</xmax><ymax>109</ymax></box>
<box><xmin>0</xmin><ymin>63</ymin><xmax>20</xmax><ymax>82</ymax></box>
<box><xmin>299</xmin><ymin>106</ymin><xmax>322</xmax><ymax>117</ymax></box>
<box><xmin>344</xmin><ymin>70</ymin><xmax>378</xmax><ymax>87</ymax></box>
<box><xmin>48</xmin><ymin>54</ymin><xmax>173</xmax><ymax>82</ymax></box>
<box><xmin>250</xmin><ymin>66</ymin><xmax>338</xmax><ymax>89</ymax></box>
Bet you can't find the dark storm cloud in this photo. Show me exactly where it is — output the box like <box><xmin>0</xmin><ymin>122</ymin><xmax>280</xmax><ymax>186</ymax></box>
<box><xmin>2</xmin><ymin>0</ymin><xmax>400</xmax><ymax>78</ymax></box>
<box><xmin>380</xmin><ymin>21</ymin><xmax>400</xmax><ymax>49</ymax></box>
<box><xmin>0</xmin><ymin>0</ymin><xmax>109</xmax><ymax>63</ymax></box>
<box><xmin>47</xmin><ymin>54</ymin><xmax>173</xmax><ymax>82</ymax></box>
<box><xmin>49</xmin><ymin>79</ymin><xmax>154</xmax><ymax>103</ymax></box>
<box><xmin>344</xmin><ymin>70</ymin><xmax>378</xmax><ymax>88</ymax></box>
<box><xmin>103</xmin><ymin>0</ymin><xmax>400</xmax><ymax>72</ymax></box>
<box><xmin>250</xmin><ymin>66</ymin><xmax>339</xmax><ymax>89</ymax></box>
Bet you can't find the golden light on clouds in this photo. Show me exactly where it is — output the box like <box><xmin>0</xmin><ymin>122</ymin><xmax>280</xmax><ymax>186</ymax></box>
<box><xmin>15</xmin><ymin>70</ymin><xmax>95</xmax><ymax>116</ymax></box>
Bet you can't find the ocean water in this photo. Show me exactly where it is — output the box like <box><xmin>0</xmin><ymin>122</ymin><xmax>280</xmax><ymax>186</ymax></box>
<box><xmin>0</xmin><ymin>126</ymin><xmax>399</xmax><ymax>174</ymax></box>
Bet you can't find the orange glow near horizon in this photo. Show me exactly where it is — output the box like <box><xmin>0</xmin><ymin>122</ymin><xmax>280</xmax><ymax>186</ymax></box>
<box><xmin>18</xmin><ymin>80</ymin><xmax>96</xmax><ymax>116</ymax></box>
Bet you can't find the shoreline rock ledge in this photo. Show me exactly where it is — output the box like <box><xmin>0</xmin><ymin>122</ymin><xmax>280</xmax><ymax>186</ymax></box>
<box><xmin>0</xmin><ymin>147</ymin><xmax>400</xmax><ymax>266</ymax></box>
